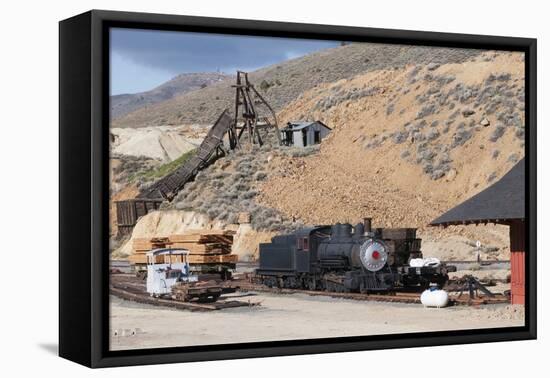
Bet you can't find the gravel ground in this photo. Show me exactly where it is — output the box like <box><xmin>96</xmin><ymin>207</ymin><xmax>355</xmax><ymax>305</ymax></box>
<box><xmin>110</xmin><ymin>291</ymin><xmax>524</xmax><ymax>351</ymax></box>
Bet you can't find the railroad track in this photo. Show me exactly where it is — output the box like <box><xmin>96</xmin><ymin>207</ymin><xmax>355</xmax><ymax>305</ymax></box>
<box><xmin>235</xmin><ymin>281</ymin><xmax>510</xmax><ymax>306</ymax></box>
<box><xmin>110</xmin><ymin>274</ymin><xmax>509</xmax><ymax>310</ymax></box>
<box><xmin>110</xmin><ymin>274</ymin><xmax>258</xmax><ymax>312</ymax></box>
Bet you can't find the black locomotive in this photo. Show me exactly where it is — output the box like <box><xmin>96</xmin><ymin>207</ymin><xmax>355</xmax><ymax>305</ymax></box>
<box><xmin>256</xmin><ymin>218</ymin><xmax>455</xmax><ymax>293</ymax></box>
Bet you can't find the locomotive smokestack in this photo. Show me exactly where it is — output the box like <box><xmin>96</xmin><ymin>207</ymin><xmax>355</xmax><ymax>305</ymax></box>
<box><xmin>363</xmin><ymin>218</ymin><xmax>372</xmax><ymax>233</ymax></box>
<box><xmin>353</xmin><ymin>223</ymin><xmax>365</xmax><ymax>239</ymax></box>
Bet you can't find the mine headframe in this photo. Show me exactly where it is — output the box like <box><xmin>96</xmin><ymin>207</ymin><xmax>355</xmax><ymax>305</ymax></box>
<box><xmin>229</xmin><ymin>71</ymin><xmax>282</xmax><ymax>149</ymax></box>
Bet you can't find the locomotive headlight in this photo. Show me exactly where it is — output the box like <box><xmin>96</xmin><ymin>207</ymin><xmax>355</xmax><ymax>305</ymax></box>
<box><xmin>359</xmin><ymin>239</ymin><xmax>388</xmax><ymax>272</ymax></box>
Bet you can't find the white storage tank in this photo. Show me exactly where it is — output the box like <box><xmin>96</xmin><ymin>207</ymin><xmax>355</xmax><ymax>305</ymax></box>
<box><xmin>420</xmin><ymin>288</ymin><xmax>449</xmax><ymax>308</ymax></box>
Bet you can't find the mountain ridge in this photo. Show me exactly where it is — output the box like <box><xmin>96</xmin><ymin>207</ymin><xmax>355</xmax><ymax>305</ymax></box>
<box><xmin>112</xmin><ymin>43</ymin><xmax>482</xmax><ymax>128</ymax></box>
<box><xmin>110</xmin><ymin>72</ymin><xmax>230</xmax><ymax>120</ymax></box>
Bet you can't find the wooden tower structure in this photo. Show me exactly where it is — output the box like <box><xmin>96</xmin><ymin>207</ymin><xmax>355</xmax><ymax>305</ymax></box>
<box><xmin>229</xmin><ymin>71</ymin><xmax>281</xmax><ymax>148</ymax></box>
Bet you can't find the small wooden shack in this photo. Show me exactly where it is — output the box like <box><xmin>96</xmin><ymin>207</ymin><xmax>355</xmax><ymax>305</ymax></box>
<box><xmin>430</xmin><ymin>159</ymin><xmax>526</xmax><ymax>305</ymax></box>
<box><xmin>280</xmin><ymin>121</ymin><xmax>331</xmax><ymax>147</ymax></box>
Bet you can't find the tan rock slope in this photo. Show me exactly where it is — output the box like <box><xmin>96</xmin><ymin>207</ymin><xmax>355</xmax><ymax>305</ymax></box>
<box><xmin>257</xmin><ymin>51</ymin><xmax>524</xmax><ymax>260</ymax></box>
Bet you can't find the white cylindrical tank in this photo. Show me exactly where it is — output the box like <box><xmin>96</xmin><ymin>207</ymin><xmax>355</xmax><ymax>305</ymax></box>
<box><xmin>420</xmin><ymin>288</ymin><xmax>449</xmax><ymax>308</ymax></box>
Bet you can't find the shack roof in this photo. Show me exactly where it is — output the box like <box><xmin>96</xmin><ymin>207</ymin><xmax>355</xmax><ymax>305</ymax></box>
<box><xmin>283</xmin><ymin>120</ymin><xmax>331</xmax><ymax>131</ymax></box>
<box><xmin>430</xmin><ymin>158</ymin><xmax>525</xmax><ymax>226</ymax></box>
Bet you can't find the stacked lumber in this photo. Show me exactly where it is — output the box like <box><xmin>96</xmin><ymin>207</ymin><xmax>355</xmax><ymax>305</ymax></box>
<box><xmin>129</xmin><ymin>237</ymin><xmax>170</xmax><ymax>265</ymax></box>
<box><xmin>128</xmin><ymin>230</ymin><xmax>238</xmax><ymax>266</ymax></box>
<box><xmin>167</xmin><ymin>230</ymin><xmax>238</xmax><ymax>264</ymax></box>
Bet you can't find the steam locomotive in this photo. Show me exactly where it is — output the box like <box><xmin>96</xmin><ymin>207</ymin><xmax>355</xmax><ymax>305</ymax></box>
<box><xmin>256</xmin><ymin>218</ymin><xmax>455</xmax><ymax>293</ymax></box>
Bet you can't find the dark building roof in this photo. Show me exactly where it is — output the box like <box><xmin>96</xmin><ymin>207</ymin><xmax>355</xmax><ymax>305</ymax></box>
<box><xmin>430</xmin><ymin>158</ymin><xmax>525</xmax><ymax>226</ymax></box>
<box><xmin>282</xmin><ymin>120</ymin><xmax>331</xmax><ymax>131</ymax></box>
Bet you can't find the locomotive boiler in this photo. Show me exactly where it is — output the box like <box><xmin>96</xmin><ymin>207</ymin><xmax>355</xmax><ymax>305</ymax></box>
<box><xmin>256</xmin><ymin>218</ymin><xmax>455</xmax><ymax>293</ymax></box>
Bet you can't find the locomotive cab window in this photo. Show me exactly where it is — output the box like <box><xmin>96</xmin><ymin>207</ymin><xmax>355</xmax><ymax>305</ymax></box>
<box><xmin>297</xmin><ymin>237</ymin><xmax>303</xmax><ymax>250</ymax></box>
<box><xmin>303</xmin><ymin>237</ymin><xmax>309</xmax><ymax>251</ymax></box>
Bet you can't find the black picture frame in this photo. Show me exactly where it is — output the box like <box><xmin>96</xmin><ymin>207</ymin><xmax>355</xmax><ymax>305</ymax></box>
<box><xmin>59</xmin><ymin>9</ymin><xmax>537</xmax><ymax>368</ymax></box>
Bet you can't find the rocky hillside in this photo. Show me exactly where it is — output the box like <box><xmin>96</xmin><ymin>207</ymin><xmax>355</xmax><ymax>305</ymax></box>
<box><xmin>111</xmin><ymin>43</ymin><xmax>482</xmax><ymax>128</ymax></box>
<box><xmin>110</xmin><ymin>72</ymin><xmax>229</xmax><ymax>121</ymax></box>
<box><xmin>255</xmin><ymin>50</ymin><xmax>524</xmax><ymax>260</ymax></box>
<box><xmin>112</xmin><ymin>47</ymin><xmax>524</xmax><ymax>262</ymax></box>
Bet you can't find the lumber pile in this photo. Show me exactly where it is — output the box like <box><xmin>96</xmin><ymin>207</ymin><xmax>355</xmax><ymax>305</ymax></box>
<box><xmin>128</xmin><ymin>237</ymin><xmax>170</xmax><ymax>265</ymax></box>
<box><xmin>128</xmin><ymin>230</ymin><xmax>238</xmax><ymax>265</ymax></box>
<box><xmin>167</xmin><ymin>230</ymin><xmax>237</xmax><ymax>264</ymax></box>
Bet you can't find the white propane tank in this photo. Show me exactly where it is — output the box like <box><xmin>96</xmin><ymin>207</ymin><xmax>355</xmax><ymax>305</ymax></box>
<box><xmin>420</xmin><ymin>288</ymin><xmax>449</xmax><ymax>308</ymax></box>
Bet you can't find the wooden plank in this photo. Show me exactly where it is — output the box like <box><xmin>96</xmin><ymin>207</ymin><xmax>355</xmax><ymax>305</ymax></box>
<box><xmin>128</xmin><ymin>254</ymin><xmax>186</xmax><ymax>264</ymax></box>
<box><xmin>187</xmin><ymin>254</ymin><xmax>238</xmax><ymax>264</ymax></box>
<box><xmin>166</xmin><ymin>242</ymin><xmax>230</xmax><ymax>255</ymax></box>
<box><xmin>168</xmin><ymin>231</ymin><xmax>234</xmax><ymax>244</ymax></box>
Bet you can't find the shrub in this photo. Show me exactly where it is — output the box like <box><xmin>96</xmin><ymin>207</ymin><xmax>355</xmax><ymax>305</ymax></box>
<box><xmin>417</xmin><ymin>104</ymin><xmax>437</xmax><ymax>119</ymax></box>
<box><xmin>431</xmin><ymin>169</ymin><xmax>445</xmax><ymax>180</ymax></box>
<box><xmin>489</xmin><ymin>125</ymin><xmax>506</xmax><ymax>142</ymax></box>
<box><xmin>424</xmin><ymin>73</ymin><xmax>434</xmax><ymax>82</ymax></box>
<box><xmin>426</xmin><ymin>129</ymin><xmax>440</xmax><ymax>141</ymax></box>
<box><xmin>459</xmin><ymin>89</ymin><xmax>474</xmax><ymax>103</ymax></box>
<box><xmin>411</xmin><ymin>131</ymin><xmax>426</xmax><ymax>143</ymax></box>
<box><xmin>408</xmin><ymin>66</ymin><xmax>421</xmax><ymax>82</ymax></box>
<box><xmin>259</xmin><ymin>80</ymin><xmax>272</xmax><ymax>91</ymax></box>
<box><xmin>492</xmin><ymin>150</ymin><xmax>500</xmax><ymax>159</ymax></box>
<box><xmin>515</xmin><ymin>127</ymin><xmax>525</xmax><ymax>140</ymax></box>
<box><xmin>496</xmin><ymin>73</ymin><xmax>511</xmax><ymax>81</ymax></box>
<box><xmin>449</xmin><ymin>110</ymin><xmax>460</xmax><ymax>119</ymax></box>
<box><xmin>416</xmin><ymin>93</ymin><xmax>429</xmax><ymax>104</ymax></box>
<box><xmin>239</xmin><ymin>190</ymin><xmax>258</xmax><ymax>200</ymax></box>
<box><xmin>416</xmin><ymin>148</ymin><xmax>435</xmax><ymax>163</ymax></box>
<box><xmin>254</xmin><ymin>171</ymin><xmax>268</xmax><ymax>181</ymax></box>
<box><xmin>364</xmin><ymin>138</ymin><xmax>382</xmax><ymax>149</ymax></box>
<box><xmin>451</xmin><ymin>128</ymin><xmax>472</xmax><ymax>148</ymax></box>
<box><xmin>392</xmin><ymin>131</ymin><xmax>409</xmax><ymax>144</ymax></box>
<box><xmin>285</xmin><ymin>145</ymin><xmax>320</xmax><ymax>157</ymax></box>
<box><xmin>435</xmin><ymin>75</ymin><xmax>455</xmax><ymax>86</ymax></box>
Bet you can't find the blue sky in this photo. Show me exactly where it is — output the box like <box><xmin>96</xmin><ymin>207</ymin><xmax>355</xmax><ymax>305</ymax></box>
<box><xmin>110</xmin><ymin>28</ymin><xmax>338</xmax><ymax>95</ymax></box>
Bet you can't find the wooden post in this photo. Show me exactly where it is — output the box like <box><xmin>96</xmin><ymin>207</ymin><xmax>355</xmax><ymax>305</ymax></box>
<box><xmin>509</xmin><ymin>220</ymin><xmax>525</xmax><ymax>305</ymax></box>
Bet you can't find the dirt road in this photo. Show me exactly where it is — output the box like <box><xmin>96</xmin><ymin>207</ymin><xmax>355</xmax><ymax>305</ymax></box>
<box><xmin>110</xmin><ymin>292</ymin><xmax>524</xmax><ymax>351</ymax></box>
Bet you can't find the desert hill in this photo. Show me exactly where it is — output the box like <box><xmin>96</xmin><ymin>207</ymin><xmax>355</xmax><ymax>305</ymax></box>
<box><xmin>113</xmin><ymin>48</ymin><xmax>524</xmax><ymax>262</ymax></box>
<box><xmin>259</xmin><ymin>51</ymin><xmax>524</xmax><ymax>225</ymax></box>
<box><xmin>110</xmin><ymin>72</ymin><xmax>229</xmax><ymax>120</ymax></box>
<box><xmin>255</xmin><ymin>50</ymin><xmax>524</xmax><ymax>259</ymax></box>
<box><xmin>111</xmin><ymin>43</ymin><xmax>481</xmax><ymax>128</ymax></box>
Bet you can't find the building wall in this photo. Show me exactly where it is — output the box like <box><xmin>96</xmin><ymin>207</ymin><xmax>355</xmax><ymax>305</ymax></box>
<box><xmin>509</xmin><ymin>220</ymin><xmax>526</xmax><ymax>305</ymax></box>
<box><xmin>293</xmin><ymin>130</ymin><xmax>305</xmax><ymax>147</ymax></box>
<box><xmin>291</xmin><ymin>122</ymin><xmax>331</xmax><ymax>147</ymax></box>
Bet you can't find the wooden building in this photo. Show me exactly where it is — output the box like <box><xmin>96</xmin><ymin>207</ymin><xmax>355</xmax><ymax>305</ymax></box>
<box><xmin>280</xmin><ymin>121</ymin><xmax>331</xmax><ymax>147</ymax></box>
<box><xmin>430</xmin><ymin>159</ymin><xmax>526</xmax><ymax>305</ymax></box>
